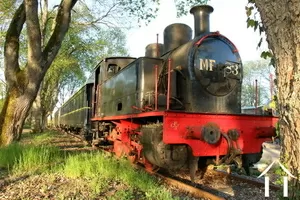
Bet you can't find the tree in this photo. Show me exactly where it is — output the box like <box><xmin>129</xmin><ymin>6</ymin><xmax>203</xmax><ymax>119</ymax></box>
<box><xmin>248</xmin><ymin>0</ymin><xmax>300</xmax><ymax>196</ymax></box>
<box><xmin>241</xmin><ymin>60</ymin><xmax>274</xmax><ymax>107</ymax></box>
<box><xmin>0</xmin><ymin>0</ymin><xmax>78</xmax><ymax>145</ymax></box>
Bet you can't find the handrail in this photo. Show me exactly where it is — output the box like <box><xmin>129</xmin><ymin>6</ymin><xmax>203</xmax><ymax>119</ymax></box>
<box><xmin>154</xmin><ymin>65</ymin><xmax>158</xmax><ymax>110</ymax></box>
<box><xmin>167</xmin><ymin>58</ymin><xmax>171</xmax><ymax>110</ymax></box>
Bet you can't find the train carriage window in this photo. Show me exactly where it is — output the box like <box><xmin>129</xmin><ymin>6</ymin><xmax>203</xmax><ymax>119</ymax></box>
<box><xmin>117</xmin><ymin>103</ymin><xmax>122</xmax><ymax>111</ymax></box>
<box><xmin>107</xmin><ymin>64</ymin><xmax>120</xmax><ymax>77</ymax></box>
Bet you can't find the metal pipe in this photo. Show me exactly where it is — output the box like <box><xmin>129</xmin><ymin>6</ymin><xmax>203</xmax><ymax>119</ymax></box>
<box><xmin>190</xmin><ymin>5</ymin><xmax>214</xmax><ymax>37</ymax></box>
<box><xmin>156</xmin><ymin>33</ymin><xmax>159</xmax><ymax>57</ymax></box>
<box><xmin>91</xmin><ymin>85</ymin><xmax>95</xmax><ymax>117</ymax></box>
<box><xmin>255</xmin><ymin>79</ymin><xmax>258</xmax><ymax>114</ymax></box>
<box><xmin>155</xmin><ymin>65</ymin><xmax>158</xmax><ymax>111</ymax></box>
<box><xmin>167</xmin><ymin>59</ymin><xmax>171</xmax><ymax>110</ymax></box>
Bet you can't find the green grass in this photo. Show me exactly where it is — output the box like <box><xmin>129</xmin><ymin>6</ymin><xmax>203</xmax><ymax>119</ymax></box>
<box><xmin>13</xmin><ymin>145</ymin><xmax>62</xmax><ymax>174</ymax></box>
<box><xmin>0</xmin><ymin>131</ymin><xmax>63</xmax><ymax>174</ymax></box>
<box><xmin>0</xmin><ymin>143</ymin><xmax>23</xmax><ymax>169</ymax></box>
<box><xmin>62</xmin><ymin>152</ymin><xmax>176</xmax><ymax>199</ymax></box>
<box><xmin>110</xmin><ymin>188</ymin><xmax>136</xmax><ymax>200</ymax></box>
<box><xmin>0</xmin><ymin>131</ymin><xmax>177</xmax><ymax>199</ymax></box>
<box><xmin>0</xmin><ymin>143</ymin><xmax>63</xmax><ymax>175</ymax></box>
<box><xmin>21</xmin><ymin>130</ymin><xmax>60</xmax><ymax>144</ymax></box>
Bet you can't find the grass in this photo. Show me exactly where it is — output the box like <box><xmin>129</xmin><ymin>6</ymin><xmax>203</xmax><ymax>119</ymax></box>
<box><xmin>62</xmin><ymin>152</ymin><xmax>176</xmax><ymax>199</ymax></box>
<box><xmin>0</xmin><ymin>130</ymin><xmax>176</xmax><ymax>199</ymax></box>
<box><xmin>21</xmin><ymin>130</ymin><xmax>60</xmax><ymax>145</ymax></box>
<box><xmin>0</xmin><ymin>143</ymin><xmax>62</xmax><ymax>175</ymax></box>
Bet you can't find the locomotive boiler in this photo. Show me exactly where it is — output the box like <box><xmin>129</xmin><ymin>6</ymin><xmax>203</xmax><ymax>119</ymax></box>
<box><xmin>55</xmin><ymin>5</ymin><xmax>278</xmax><ymax>181</ymax></box>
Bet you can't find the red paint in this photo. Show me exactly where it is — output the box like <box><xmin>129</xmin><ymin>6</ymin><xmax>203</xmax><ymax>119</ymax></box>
<box><xmin>154</xmin><ymin>65</ymin><xmax>158</xmax><ymax>110</ymax></box>
<box><xmin>108</xmin><ymin>120</ymin><xmax>143</xmax><ymax>163</ymax></box>
<box><xmin>91</xmin><ymin>111</ymin><xmax>164</xmax><ymax>121</ymax></box>
<box><xmin>131</xmin><ymin>105</ymin><xmax>145</xmax><ymax>112</ymax></box>
<box><xmin>162</xmin><ymin>112</ymin><xmax>277</xmax><ymax>156</ymax></box>
<box><xmin>255</xmin><ymin>127</ymin><xmax>276</xmax><ymax>138</ymax></box>
<box><xmin>93</xmin><ymin>110</ymin><xmax>278</xmax><ymax>165</ymax></box>
<box><xmin>195</xmin><ymin>32</ymin><xmax>239</xmax><ymax>53</ymax></box>
<box><xmin>255</xmin><ymin>79</ymin><xmax>258</xmax><ymax>114</ymax></box>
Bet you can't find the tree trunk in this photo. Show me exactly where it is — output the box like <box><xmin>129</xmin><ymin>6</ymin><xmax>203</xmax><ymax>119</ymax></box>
<box><xmin>0</xmin><ymin>87</ymin><xmax>37</xmax><ymax>145</ymax></box>
<box><xmin>0</xmin><ymin>0</ymin><xmax>77</xmax><ymax>146</ymax></box>
<box><xmin>255</xmin><ymin>0</ymin><xmax>300</xmax><ymax>196</ymax></box>
<box><xmin>31</xmin><ymin>89</ymin><xmax>43</xmax><ymax>133</ymax></box>
<box><xmin>41</xmin><ymin>110</ymin><xmax>48</xmax><ymax>130</ymax></box>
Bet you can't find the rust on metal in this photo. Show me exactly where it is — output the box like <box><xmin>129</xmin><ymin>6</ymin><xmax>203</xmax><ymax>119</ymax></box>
<box><xmin>155</xmin><ymin>173</ymin><xmax>225</xmax><ymax>200</ymax></box>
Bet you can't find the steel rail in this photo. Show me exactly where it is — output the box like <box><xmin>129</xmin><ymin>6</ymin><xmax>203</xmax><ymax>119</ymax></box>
<box><xmin>154</xmin><ymin>172</ymin><xmax>226</xmax><ymax>200</ymax></box>
<box><xmin>214</xmin><ymin>169</ymin><xmax>281</xmax><ymax>191</ymax></box>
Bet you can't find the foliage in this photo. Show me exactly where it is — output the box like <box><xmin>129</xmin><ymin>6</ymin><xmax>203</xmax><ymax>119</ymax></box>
<box><xmin>173</xmin><ymin>0</ymin><xmax>210</xmax><ymax>17</ymax></box>
<box><xmin>245</xmin><ymin>1</ymin><xmax>274</xmax><ymax>60</ymax></box>
<box><xmin>118</xmin><ymin>0</ymin><xmax>209</xmax><ymax>24</ymax></box>
<box><xmin>41</xmin><ymin>3</ymin><xmax>129</xmax><ymax>113</ymax></box>
<box><xmin>242</xmin><ymin>60</ymin><xmax>275</xmax><ymax>107</ymax></box>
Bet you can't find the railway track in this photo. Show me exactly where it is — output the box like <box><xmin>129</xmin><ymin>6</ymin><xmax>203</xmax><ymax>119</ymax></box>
<box><xmin>134</xmin><ymin>165</ymin><xmax>225</xmax><ymax>200</ymax></box>
<box><xmin>166</xmin><ymin>167</ymin><xmax>280</xmax><ymax>199</ymax></box>
<box><xmin>213</xmin><ymin>169</ymin><xmax>281</xmax><ymax>191</ymax></box>
<box><xmin>60</xmin><ymin>130</ymin><xmax>280</xmax><ymax>200</ymax></box>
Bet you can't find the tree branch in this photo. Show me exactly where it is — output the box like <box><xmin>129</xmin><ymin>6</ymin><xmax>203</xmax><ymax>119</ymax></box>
<box><xmin>74</xmin><ymin>2</ymin><xmax>119</xmax><ymax>27</ymax></box>
<box><xmin>42</xmin><ymin>0</ymin><xmax>78</xmax><ymax>72</ymax></box>
<box><xmin>25</xmin><ymin>0</ymin><xmax>42</xmax><ymax>74</ymax></box>
<box><xmin>40</xmin><ymin>0</ymin><xmax>48</xmax><ymax>48</ymax></box>
<box><xmin>4</xmin><ymin>2</ymin><xmax>26</xmax><ymax>88</ymax></box>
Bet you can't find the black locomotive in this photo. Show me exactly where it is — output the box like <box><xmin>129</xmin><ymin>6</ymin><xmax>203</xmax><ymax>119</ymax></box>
<box><xmin>54</xmin><ymin>5</ymin><xmax>277</xmax><ymax>180</ymax></box>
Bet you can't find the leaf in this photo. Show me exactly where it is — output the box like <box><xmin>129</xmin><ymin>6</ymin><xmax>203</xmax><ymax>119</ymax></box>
<box><xmin>245</xmin><ymin>6</ymin><xmax>254</xmax><ymax>17</ymax></box>
<box><xmin>247</xmin><ymin>18</ymin><xmax>256</xmax><ymax>28</ymax></box>
<box><xmin>261</xmin><ymin>51</ymin><xmax>273</xmax><ymax>59</ymax></box>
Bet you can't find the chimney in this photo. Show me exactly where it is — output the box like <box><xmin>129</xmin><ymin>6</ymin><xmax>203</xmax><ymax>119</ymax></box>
<box><xmin>190</xmin><ymin>5</ymin><xmax>214</xmax><ymax>37</ymax></box>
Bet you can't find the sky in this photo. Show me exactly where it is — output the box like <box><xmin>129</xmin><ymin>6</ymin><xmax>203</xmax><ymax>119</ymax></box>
<box><xmin>126</xmin><ymin>0</ymin><xmax>267</xmax><ymax>62</ymax></box>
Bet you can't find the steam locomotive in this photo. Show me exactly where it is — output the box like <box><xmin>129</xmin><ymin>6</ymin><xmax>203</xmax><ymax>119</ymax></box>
<box><xmin>54</xmin><ymin>5</ymin><xmax>278</xmax><ymax>181</ymax></box>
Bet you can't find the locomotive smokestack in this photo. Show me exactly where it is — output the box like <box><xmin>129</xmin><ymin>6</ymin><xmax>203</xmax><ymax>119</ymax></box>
<box><xmin>190</xmin><ymin>5</ymin><xmax>214</xmax><ymax>37</ymax></box>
